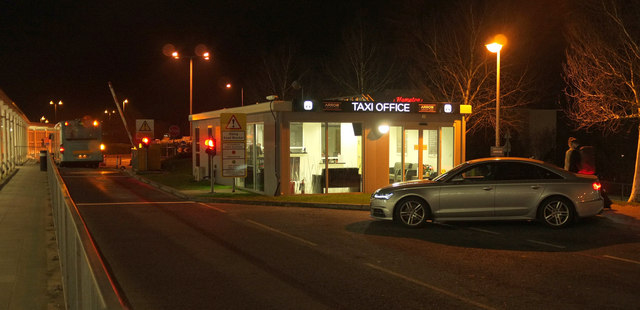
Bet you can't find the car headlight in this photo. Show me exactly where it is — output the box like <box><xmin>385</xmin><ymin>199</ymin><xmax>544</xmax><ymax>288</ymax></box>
<box><xmin>373</xmin><ymin>191</ymin><xmax>394</xmax><ymax>200</ymax></box>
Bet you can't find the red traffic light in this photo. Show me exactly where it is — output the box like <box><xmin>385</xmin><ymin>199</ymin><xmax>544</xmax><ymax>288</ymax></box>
<box><xmin>204</xmin><ymin>138</ymin><xmax>216</xmax><ymax>156</ymax></box>
<box><xmin>141</xmin><ymin>137</ymin><xmax>150</xmax><ymax>148</ymax></box>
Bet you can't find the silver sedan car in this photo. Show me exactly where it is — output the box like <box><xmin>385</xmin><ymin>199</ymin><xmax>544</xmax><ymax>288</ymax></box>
<box><xmin>370</xmin><ymin>157</ymin><xmax>605</xmax><ymax>228</ymax></box>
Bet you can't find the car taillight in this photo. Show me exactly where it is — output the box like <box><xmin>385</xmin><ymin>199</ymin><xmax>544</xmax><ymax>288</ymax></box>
<box><xmin>592</xmin><ymin>182</ymin><xmax>602</xmax><ymax>191</ymax></box>
<box><xmin>59</xmin><ymin>145</ymin><xmax>65</xmax><ymax>154</ymax></box>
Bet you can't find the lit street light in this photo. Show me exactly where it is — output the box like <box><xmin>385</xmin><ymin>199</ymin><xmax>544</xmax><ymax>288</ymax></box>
<box><xmin>486</xmin><ymin>41</ymin><xmax>503</xmax><ymax>148</ymax></box>
<box><xmin>123</xmin><ymin>99</ymin><xmax>128</xmax><ymax>114</ymax></box>
<box><xmin>225</xmin><ymin>83</ymin><xmax>244</xmax><ymax>107</ymax></box>
<box><xmin>165</xmin><ymin>44</ymin><xmax>211</xmax><ymax>134</ymax></box>
<box><xmin>49</xmin><ymin>100</ymin><xmax>63</xmax><ymax>122</ymax></box>
<box><xmin>104</xmin><ymin>109</ymin><xmax>117</xmax><ymax>119</ymax></box>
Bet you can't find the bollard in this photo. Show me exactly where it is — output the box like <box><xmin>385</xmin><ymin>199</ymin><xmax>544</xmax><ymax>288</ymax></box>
<box><xmin>39</xmin><ymin>150</ymin><xmax>48</xmax><ymax>171</ymax></box>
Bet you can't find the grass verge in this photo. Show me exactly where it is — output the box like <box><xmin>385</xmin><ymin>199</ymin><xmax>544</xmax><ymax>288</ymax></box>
<box><xmin>141</xmin><ymin>157</ymin><xmax>371</xmax><ymax>205</ymax></box>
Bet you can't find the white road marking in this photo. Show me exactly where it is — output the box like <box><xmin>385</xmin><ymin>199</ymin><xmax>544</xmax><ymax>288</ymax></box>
<box><xmin>76</xmin><ymin>201</ymin><xmax>195</xmax><ymax>206</ymax></box>
<box><xmin>198</xmin><ymin>202</ymin><xmax>227</xmax><ymax>213</ymax></box>
<box><xmin>245</xmin><ymin>220</ymin><xmax>318</xmax><ymax>247</ymax></box>
<box><xmin>468</xmin><ymin>227</ymin><xmax>500</xmax><ymax>235</ymax></box>
<box><xmin>602</xmin><ymin>255</ymin><xmax>640</xmax><ymax>265</ymax></box>
<box><xmin>526</xmin><ymin>239</ymin><xmax>566</xmax><ymax>249</ymax></box>
<box><xmin>365</xmin><ymin>263</ymin><xmax>496</xmax><ymax>310</ymax></box>
<box><xmin>431</xmin><ymin>222</ymin><xmax>457</xmax><ymax>228</ymax></box>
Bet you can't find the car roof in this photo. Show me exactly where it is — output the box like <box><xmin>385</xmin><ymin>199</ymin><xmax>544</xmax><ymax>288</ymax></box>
<box><xmin>462</xmin><ymin>157</ymin><xmax>577</xmax><ymax>178</ymax></box>
<box><xmin>465</xmin><ymin>157</ymin><xmax>546</xmax><ymax>165</ymax></box>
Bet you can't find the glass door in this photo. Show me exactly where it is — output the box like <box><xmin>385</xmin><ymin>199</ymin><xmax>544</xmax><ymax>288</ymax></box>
<box><xmin>403</xmin><ymin>128</ymin><xmax>439</xmax><ymax>181</ymax></box>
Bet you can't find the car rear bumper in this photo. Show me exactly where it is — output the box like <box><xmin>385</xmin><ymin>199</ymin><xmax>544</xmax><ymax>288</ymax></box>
<box><xmin>576</xmin><ymin>198</ymin><xmax>604</xmax><ymax>217</ymax></box>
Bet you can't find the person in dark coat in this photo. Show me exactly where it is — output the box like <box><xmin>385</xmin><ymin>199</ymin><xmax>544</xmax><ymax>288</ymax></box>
<box><xmin>564</xmin><ymin>137</ymin><xmax>581</xmax><ymax>173</ymax></box>
<box><xmin>564</xmin><ymin>137</ymin><xmax>612</xmax><ymax>209</ymax></box>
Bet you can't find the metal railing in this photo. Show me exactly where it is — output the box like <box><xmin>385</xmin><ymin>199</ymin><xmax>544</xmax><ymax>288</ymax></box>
<box><xmin>47</xmin><ymin>155</ymin><xmax>127</xmax><ymax>309</ymax></box>
<box><xmin>601</xmin><ymin>180</ymin><xmax>633</xmax><ymax>201</ymax></box>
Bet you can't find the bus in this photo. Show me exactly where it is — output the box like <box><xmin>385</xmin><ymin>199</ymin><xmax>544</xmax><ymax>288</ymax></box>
<box><xmin>53</xmin><ymin>118</ymin><xmax>105</xmax><ymax>167</ymax></box>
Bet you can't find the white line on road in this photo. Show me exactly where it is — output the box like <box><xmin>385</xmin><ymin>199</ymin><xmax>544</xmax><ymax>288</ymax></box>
<box><xmin>603</xmin><ymin>255</ymin><xmax>640</xmax><ymax>265</ymax></box>
<box><xmin>431</xmin><ymin>222</ymin><xmax>457</xmax><ymax>228</ymax></box>
<box><xmin>468</xmin><ymin>227</ymin><xmax>501</xmax><ymax>235</ymax></box>
<box><xmin>198</xmin><ymin>202</ymin><xmax>227</xmax><ymax>213</ymax></box>
<box><xmin>364</xmin><ymin>263</ymin><xmax>496</xmax><ymax>310</ymax></box>
<box><xmin>526</xmin><ymin>239</ymin><xmax>566</xmax><ymax>249</ymax></box>
<box><xmin>76</xmin><ymin>201</ymin><xmax>195</xmax><ymax>206</ymax></box>
<box><xmin>245</xmin><ymin>219</ymin><xmax>318</xmax><ymax>247</ymax></box>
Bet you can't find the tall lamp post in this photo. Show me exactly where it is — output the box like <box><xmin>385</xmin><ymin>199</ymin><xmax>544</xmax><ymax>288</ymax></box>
<box><xmin>49</xmin><ymin>100</ymin><xmax>63</xmax><ymax>122</ymax></box>
<box><xmin>225</xmin><ymin>83</ymin><xmax>244</xmax><ymax>107</ymax></box>
<box><xmin>167</xmin><ymin>45</ymin><xmax>211</xmax><ymax>134</ymax></box>
<box><xmin>486</xmin><ymin>42</ymin><xmax>502</xmax><ymax>148</ymax></box>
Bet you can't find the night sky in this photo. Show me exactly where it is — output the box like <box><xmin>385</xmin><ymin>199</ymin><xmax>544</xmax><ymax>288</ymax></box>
<box><xmin>1</xmin><ymin>0</ymin><xmax>381</xmax><ymax>128</ymax></box>
<box><xmin>1</xmin><ymin>0</ymin><xmax>565</xmax><ymax>133</ymax></box>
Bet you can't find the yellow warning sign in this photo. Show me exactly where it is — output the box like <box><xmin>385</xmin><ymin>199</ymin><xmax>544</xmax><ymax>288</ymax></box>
<box><xmin>226</xmin><ymin>115</ymin><xmax>242</xmax><ymax>129</ymax></box>
<box><xmin>139</xmin><ymin>121</ymin><xmax>152</xmax><ymax>131</ymax></box>
<box><xmin>220</xmin><ymin>113</ymin><xmax>246</xmax><ymax>132</ymax></box>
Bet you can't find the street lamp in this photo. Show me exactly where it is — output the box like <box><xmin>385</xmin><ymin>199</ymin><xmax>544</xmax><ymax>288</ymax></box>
<box><xmin>123</xmin><ymin>99</ymin><xmax>128</xmax><ymax>114</ymax></box>
<box><xmin>165</xmin><ymin>44</ymin><xmax>211</xmax><ymax>134</ymax></box>
<box><xmin>225</xmin><ymin>83</ymin><xmax>244</xmax><ymax>107</ymax></box>
<box><xmin>486</xmin><ymin>42</ymin><xmax>502</xmax><ymax>148</ymax></box>
<box><xmin>49</xmin><ymin>100</ymin><xmax>63</xmax><ymax>122</ymax></box>
<box><xmin>104</xmin><ymin>109</ymin><xmax>117</xmax><ymax>119</ymax></box>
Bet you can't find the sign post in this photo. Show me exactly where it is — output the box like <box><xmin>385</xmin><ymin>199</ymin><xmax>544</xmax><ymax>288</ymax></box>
<box><xmin>220</xmin><ymin>113</ymin><xmax>247</xmax><ymax>192</ymax></box>
<box><xmin>204</xmin><ymin>138</ymin><xmax>216</xmax><ymax>193</ymax></box>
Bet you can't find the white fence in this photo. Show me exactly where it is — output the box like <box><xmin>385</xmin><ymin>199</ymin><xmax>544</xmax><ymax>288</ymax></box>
<box><xmin>47</xmin><ymin>154</ymin><xmax>127</xmax><ymax>309</ymax></box>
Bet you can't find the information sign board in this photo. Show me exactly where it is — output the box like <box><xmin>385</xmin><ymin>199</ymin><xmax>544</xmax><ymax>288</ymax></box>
<box><xmin>220</xmin><ymin>113</ymin><xmax>247</xmax><ymax>177</ymax></box>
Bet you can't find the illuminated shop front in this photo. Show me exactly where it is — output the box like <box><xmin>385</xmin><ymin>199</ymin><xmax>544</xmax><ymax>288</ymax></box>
<box><xmin>190</xmin><ymin>99</ymin><xmax>470</xmax><ymax>196</ymax></box>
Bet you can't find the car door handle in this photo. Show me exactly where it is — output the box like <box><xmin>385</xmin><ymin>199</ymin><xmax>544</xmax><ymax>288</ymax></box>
<box><xmin>530</xmin><ymin>186</ymin><xmax>540</xmax><ymax>190</ymax></box>
<box><xmin>482</xmin><ymin>187</ymin><xmax>493</xmax><ymax>191</ymax></box>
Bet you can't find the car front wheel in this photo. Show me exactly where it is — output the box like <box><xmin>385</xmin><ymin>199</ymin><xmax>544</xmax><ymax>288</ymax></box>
<box><xmin>538</xmin><ymin>197</ymin><xmax>575</xmax><ymax>229</ymax></box>
<box><xmin>395</xmin><ymin>197</ymin><xmax>429</xmax><ymax>228</ymax></box>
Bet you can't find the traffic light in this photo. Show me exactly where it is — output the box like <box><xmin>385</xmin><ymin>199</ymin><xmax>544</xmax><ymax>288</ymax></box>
<box><xmin>141</xmin><ymin>137</ymin><xmax>150</xmax><ymax>148</ymax></box>
<box><xmin>204</xmin><ymin>138</ymin><xmax>216</xmax><ymax>156</ymax></box>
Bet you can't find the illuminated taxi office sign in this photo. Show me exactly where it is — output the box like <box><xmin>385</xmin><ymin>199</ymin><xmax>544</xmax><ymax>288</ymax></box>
<box><xmin>352</xmin><ymin>102</ymin><xmax>411</xmax><ymax>112</ymax></box>
<box><xmin>297</xmin><ymin>100</ymin><xmax>459</xmax><ymax>114</ymax></box>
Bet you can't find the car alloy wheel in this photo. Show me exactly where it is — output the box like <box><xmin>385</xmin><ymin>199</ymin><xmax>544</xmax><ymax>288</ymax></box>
<box><xmin>539</xmin><ymin>197</ymin><xmax>574</xmax><ymax>228</ymax></box>
<box><xmin>395</xmin><ymin>198</ymin><xmax>428</xmax><ymax>228</ymax></box>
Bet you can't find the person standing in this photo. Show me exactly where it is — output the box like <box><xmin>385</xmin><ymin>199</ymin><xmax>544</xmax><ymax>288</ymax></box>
<box><xmin>564</xmin><ymin>137</ymin><xmax>612</xmax><ymax>209</ymax></box>
<box><xmin>564</xmin><ymin>137</ymin><xmax>581</xmax><ymax>173</ymax></box>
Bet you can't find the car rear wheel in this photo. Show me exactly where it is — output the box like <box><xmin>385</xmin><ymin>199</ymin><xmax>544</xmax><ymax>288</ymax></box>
<box><xmin>538</xmin><ymin>197</ymin><xmax>575</xmax><ymax>228</ymax></box>
<box><xmin>395</xmin><ymin>197</ymin><xmax>429</xmax><ymax>228</ymax></box>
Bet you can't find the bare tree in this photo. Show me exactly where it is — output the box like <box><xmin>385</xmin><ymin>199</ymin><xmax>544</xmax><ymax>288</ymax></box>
<box><xmin>324</xmin><ymin>14</ymin><xmax>399</xmax><ymax>96</ymax></box>
<box><xmin>564</xmin><ymin>0</ymin><xmax>640</xmax><ymax>202</ymax></box>
<box><xmin>247</xmin><ymin>42</ymin><xmax>301</xmax><ymax>102</ymax></box>
<box><xmin>404</xmin><ymin>1</ymin><xmax>533</xmax><ymax>135</ymax></box>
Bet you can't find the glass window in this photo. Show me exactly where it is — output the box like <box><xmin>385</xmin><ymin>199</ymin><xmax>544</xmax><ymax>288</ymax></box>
<box><xmin>290</xmin><ymin>122</ymin><xmax>322</xmax><ymax>194</ymax></box>
<box><xmin>441</xmin><ymin>127</ymin><xmax>454</xmax><ymax>174</ymax></box>
<box><xmin>239</xmin><ymin>123</ymin><xmax>265</xmax><ymax>192</ymax></box>
<box><xmin>256</xmin><ymin>123</ymin><xmax>264</xmax><ymax>191</ymax></box>
<box><xmin>290</xmin><ymin>122</ymin><xmax>361</xmax><ymax>194</ymax></box>
<box><xmin>453</xmin><ymin>163</ymin><xmax>495</xmax><ymax>182</ymax></box>
<box><xmin>493</xmin><ymin>162</ymin><xmax>563</xmax><ymax>180</ymax></box>
<box><xmin>389</xmin><ymin>126</ymin><xmax>403</xmax><ymax>183</ymax></box>
<box><xmin>321</xmin><ymin>123</ymin><xmax>341</xmax><ymax>162</ymax></box>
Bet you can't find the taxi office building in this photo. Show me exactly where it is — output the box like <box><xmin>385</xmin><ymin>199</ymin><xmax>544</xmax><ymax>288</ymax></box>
<box><xmin>190</xmin><ymin>98</ymin><xmax>471</xmax><ymax>196</ymax></box>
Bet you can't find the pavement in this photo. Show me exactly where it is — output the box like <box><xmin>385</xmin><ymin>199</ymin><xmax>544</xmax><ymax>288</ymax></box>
<box><xmin>0</xmin><ymin>160</ymin><xmax>64</xmax><ymax>310</ymax></box>
<box><xmin>0</xmin><ymin>162</ymin><xmax>638</xmax><ymax>310</ymax></box>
